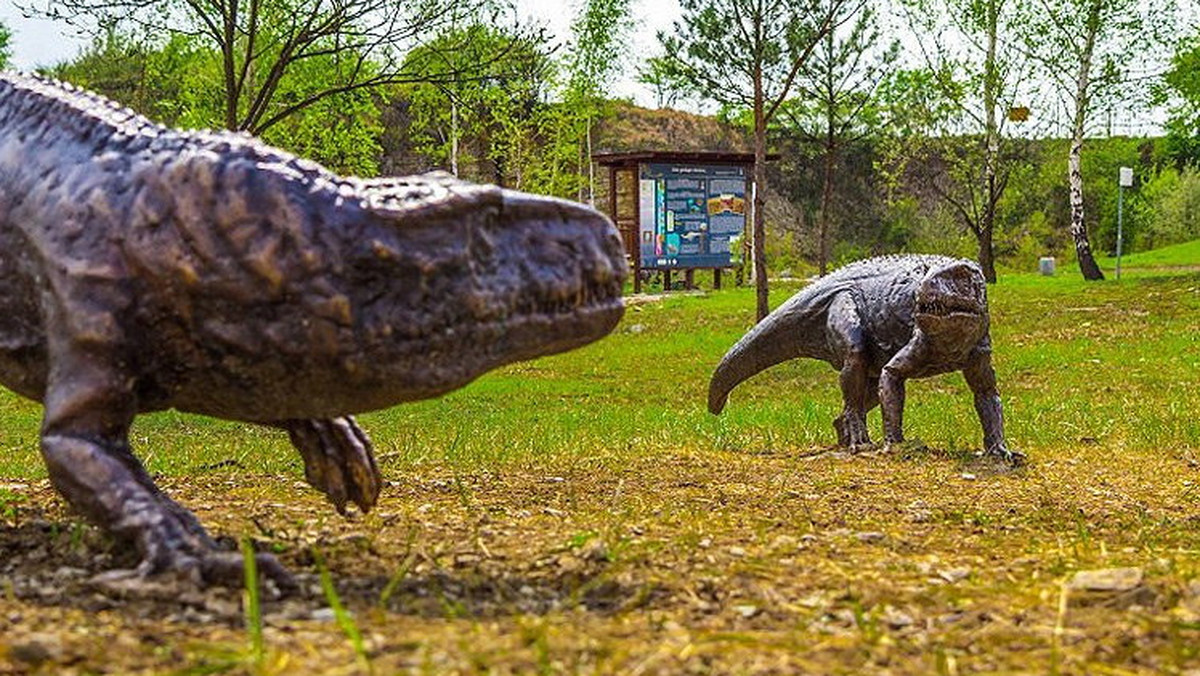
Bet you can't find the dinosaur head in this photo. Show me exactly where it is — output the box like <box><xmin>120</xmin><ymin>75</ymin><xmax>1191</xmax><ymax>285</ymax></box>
<box><xmin>913</xmin><ymin>259</ymin><xmax>988</xmax><ymax>335</ymax></box>
<box><xmin>346</xmin><ymin>173</ymin><xmax>627</xmax><ymax>398</ymax></box>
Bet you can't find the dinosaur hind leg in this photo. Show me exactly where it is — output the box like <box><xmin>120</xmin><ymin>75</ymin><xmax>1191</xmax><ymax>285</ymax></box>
<box><xmin>40</xmin><ymin>338</ymin><xmax>292</xmax><ymax>589</ymax></box>
<box><xmin>834</xmin><ymin>379</ymin><xmax>878</xmax><ymax>446</ymax></box>
<box><xmin>826</xmin><ymin>293</ymin><xmax>873</xmax><ymax>450</ymax></box>
<box><xmin>276</xmin><ymin>417</ymin><xmax>382</xmax><ymax>515</ymax></box>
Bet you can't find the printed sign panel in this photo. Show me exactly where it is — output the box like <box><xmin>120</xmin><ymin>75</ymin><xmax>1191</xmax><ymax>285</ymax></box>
<box><xmin>638</xmin><ymin>163</ymin><xmax>747</xmax><ymax>269</ymax></box>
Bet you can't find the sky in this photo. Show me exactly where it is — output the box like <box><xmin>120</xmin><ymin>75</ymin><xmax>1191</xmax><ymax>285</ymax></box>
<box><xmin>0</xmin><ymin>0</ymin><xmax>681</xmax><ymax>107</ymax></box>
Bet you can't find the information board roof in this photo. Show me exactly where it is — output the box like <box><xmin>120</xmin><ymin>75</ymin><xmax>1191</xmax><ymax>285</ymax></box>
<box><xmin>593</xmin><ymin>151</ymin><xmax>779</xmax><ymax>167</ymax></box>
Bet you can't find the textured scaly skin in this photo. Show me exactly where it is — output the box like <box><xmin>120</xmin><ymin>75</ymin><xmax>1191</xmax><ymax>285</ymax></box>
<box><xmin>709</xmin><ymin>255</ymin><xmax>1019</xmax><ymax>463</ymax></box>
<box><xmin>0</xmin><ymin>72</ymin><xmax>626</xmax><ymax>586</ymax></box>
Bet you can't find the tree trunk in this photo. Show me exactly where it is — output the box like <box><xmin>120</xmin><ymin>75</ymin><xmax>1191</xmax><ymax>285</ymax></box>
<box><xmin>1069</xmin><ymin>138</ymin><xmax>1105</xmax><ymax>279</ymax></box>
<box><xmin>450</xmin><ymin>99</ymin><xmax>459</xmax><ymax>177</ymax></box>
<box><xmin>979</xmin><ymin>0</ymin><xmax>1000</xmax><ymax>283</ymax></box>
<box><xmin>1068</xmin><ymin>2</ymin><xmax>1105</xmax><ymax>281</ymax></box>
<box><xmin>818</xmin><ymin>124</ymin><xmax>835</xmax><ymax>276</ymax></box>
<box><xmin>977</xmin><ymin>223</ymin><xmax>997</xmax><ymax>283</ymax></box>
<box><xmin>586</xmin><ymin>120</ymin><xmax>595</xmax><ymax>207</ymax></box>
<box><xmin>752</xmin><ymin>78</ymin><xmax>770</xmax><ymax>321</ymax></box>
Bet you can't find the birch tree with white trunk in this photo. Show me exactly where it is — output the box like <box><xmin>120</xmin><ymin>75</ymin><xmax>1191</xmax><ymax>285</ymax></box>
<box><xmin>1016</xmin><ymin>0</ymin><xmax>1174</xmax><ymax>280</ymax></box>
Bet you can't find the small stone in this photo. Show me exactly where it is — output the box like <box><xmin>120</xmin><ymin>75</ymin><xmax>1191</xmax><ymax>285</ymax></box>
<box><xmin>884</xmin><ymin>607</ymin><xmax>914</xmax><ymax>629</ymax></box>
<box><xmin>939</xmin><ymin>568</ymin><xmax>971</xmax><ymax>583</ymax></box>
<box><xmin>733</xmin><ymin>604</ymin><xmax>760</xmax><ymax>618</ymax></box>
<box><xmin>1068</xmin><ymin>567</ymin><xmax>1143</xmax><ymax>592</ymax></box>
<box><xmin>961</xmin><ymin>473</ymin><xmax>977</xmax><ymax>481</ymax></box>
<box><xmin>728</xmin><ymin>546</ymin><xmax>747</xmax><ymax>557</ymax></box>
<box><xmin>855</xmin><ymin>531</ymin><xmax>885</xmax><ymax>544</ymax></box>
<box><xmin>557</xmin><ymin>555</ymin><xmax>584</xmax><ymax>572</ymax></box>
<box><xmin>771</xmin><ymin>535</ymin><xmax>799</xmax><ymax>550</ymax></box>
<box><xmin>310</xmin><ymin>607</ymin><xmax>337</xmax><ymax>622</ymax></box>
<box><xmin>697</xmin><ymin>537</ymin><xmax>713</xmax><ymax>549</ymax></box>
<box><xmin>9</xmin><ymin>634</ymin><xmax>65</xmax><ymax>666</ymax></box>
<box><xmin>416</xmin><ymin>503</ymin><xmax>434</xmax><ymax>514</ymax></box>
<box><xmin>580</xmin><ymin>540</ymin><xmax>608</xmax><ymax>562</ymax></box>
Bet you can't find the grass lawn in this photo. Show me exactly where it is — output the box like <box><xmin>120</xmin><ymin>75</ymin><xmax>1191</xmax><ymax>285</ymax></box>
<box><xmin>1</xmin><ymin>255</ymin><xmax>1199</xmax><ymax>674</ymax></box>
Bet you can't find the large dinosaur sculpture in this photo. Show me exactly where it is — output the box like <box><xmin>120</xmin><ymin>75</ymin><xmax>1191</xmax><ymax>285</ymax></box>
<box><xmin>0</xmin><ymin>72</ymin><xmax>626</xmax><ymax>585</ymax></box>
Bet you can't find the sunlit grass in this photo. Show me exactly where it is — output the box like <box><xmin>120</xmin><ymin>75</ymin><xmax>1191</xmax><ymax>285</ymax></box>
<box><xmin>1</xmin><ymin>267</ymin><xmax>1198</xmax><ymax>481</ymax></box>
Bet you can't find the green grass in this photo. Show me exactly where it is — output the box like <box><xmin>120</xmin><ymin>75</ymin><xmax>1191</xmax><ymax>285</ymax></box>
<box><xmin>1</xmin><ymin>266</ymin><xmax>1199</xmax><ymax>477</ymax></box>
<box><xmin>3</xmin><ymin>254</ymin><xmax>1200</xmax><ymax>674</ymax></box>
<box><xmin>1097</xmin><ymin>237</ymin><xmax>1200</xmax><ymax>270</ymax></box>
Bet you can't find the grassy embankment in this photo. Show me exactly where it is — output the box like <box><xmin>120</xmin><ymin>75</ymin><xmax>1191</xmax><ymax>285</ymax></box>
<box><xmin>0</xmin><ymin>248</ymin><xmax>1197</xmax><ymax>674</ymax></box>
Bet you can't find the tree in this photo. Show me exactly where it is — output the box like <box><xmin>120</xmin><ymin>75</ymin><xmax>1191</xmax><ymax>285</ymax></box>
<box><xmin>1161</xmin><ymin>37</ymin><xmax>1200</xmax><ymax>168</ymax></box>
<box><xmin>27</xmin><ymin>0</ymin><xmax>504</xmax><ymax>135</ymax></box>
<box><xmin>661</xmin><ymin>0</ymin><xmax>860</xmax><ymax>320</ymax></box>
<box><xmin>563</xmin><ymin>0</ymin><xmax>634</xmax><ymax>204</ymax></box>
<box><xmin>637</xmin><ymin>56</ymin><xmax>687</xmax><ymax>110</ymax></box>
<box><xmin>0</xmin><ymin>21</ymin><xmax>12</xmax><ymax>69</ymax></box>
<box><xmin>1017</xmin><ymin>0</ymin><xmax>1173</xmax><ymax>280</ymax></box>
<box><xmin>780</xmin><ymin>4</ymin><xmax>897</xmax><ymax>274</ymax></box>
<box><xmin>50</xmin><ymin>29</ymin><xmax>384</xmax><ymax>175</ymax></box>
<box><xmin>897</xmin><ymin>0</ymin><xmax>1033</xmax><ymax>283</ymax></box>
<box><xmin>403</xmin><ymin>23</ymin><xmax>553</xmax><ymax>187</ymax></box>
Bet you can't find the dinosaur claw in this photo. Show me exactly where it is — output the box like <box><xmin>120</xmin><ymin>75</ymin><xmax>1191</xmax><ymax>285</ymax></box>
<box><xmin>284</xmin><ymin>417</ymin><xmax>382</xmax><ymax>515</ymax></box>
<box><xmin>986</xmin><ymin>444</ymin><xmax>1026</xmax><ymax>467</ymax></box>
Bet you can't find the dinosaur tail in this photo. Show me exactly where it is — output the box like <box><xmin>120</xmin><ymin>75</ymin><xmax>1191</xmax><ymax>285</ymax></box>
<box><xmin>708</xmin><ymin>303</ymin><xmax>809</xmax><ymax>415</ymax></box>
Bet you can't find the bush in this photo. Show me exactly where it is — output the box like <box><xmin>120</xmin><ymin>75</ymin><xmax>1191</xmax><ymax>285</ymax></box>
<box><xmin>1141</xmin><ymin>167</ymin><xmax>1200</xmax><ymax>250</ymax></box>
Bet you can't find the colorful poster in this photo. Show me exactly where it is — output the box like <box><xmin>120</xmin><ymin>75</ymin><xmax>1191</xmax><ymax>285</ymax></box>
<box><xmin>638</xmin><ymin>163</ymin><xmax>748</xmax><ymax>269</ymax></box>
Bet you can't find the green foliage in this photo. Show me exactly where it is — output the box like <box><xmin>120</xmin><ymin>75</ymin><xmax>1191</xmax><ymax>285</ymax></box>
<box><xmin>564</xmin><ymin>0</ymin><xmax>634</xmax><ymax>101</ymax></box>
<box><xmin>1161</xmin><ymin>37</ymin><xmax>1200</xmax><ymax>167</ymax></box>
<box><xmin>48</xmin><ymin>29</ymin><xmax>383</xmax><ymax>175</ymax></box>
<box><xmin>0</xmin><ymin>21</ymin><xmax>12</xmax><ymax>70</ymax></box>
<box><xmin>402</xmin><ymin>23</ymin><xmax>552</xmax><ymax>188</ymax></box>
<box><xmin>1137</xmin><ymin>167</ymin><xmax>1200</xmax><ymax>250</ymax></box>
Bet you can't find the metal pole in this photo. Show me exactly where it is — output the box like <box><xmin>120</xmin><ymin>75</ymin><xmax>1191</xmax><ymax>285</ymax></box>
<box><xmin>1116</xmin><ymin>184</ymin><xmax>1124</xmax><ymax>281</ymax></box>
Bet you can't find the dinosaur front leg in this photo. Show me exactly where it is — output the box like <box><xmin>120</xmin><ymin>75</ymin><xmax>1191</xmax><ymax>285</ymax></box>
<box><xmin>880</xmin><ymin>341</ymin><xmax>926</xmax><ymax>446</ymax></box>
<box><xmin>963</xmin><ymin>350</ymin><xmax>1025</xmax><ymax>465</ymax></box>
<box><xmin>827</xmin><ymin>294</ymin><xmax>872</xmax><ymax>449</ymax></box>
<box><xmin>276</xmin><ymin>417</ymin><xmax>382</xmax><ymax>515</ymax></box>
<box><xmin>41</xmin><ymin>343</ymin><xmax>292</xmax><ymax>588</ymax></box>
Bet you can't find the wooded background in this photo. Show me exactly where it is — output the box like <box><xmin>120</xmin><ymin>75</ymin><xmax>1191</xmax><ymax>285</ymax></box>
<box><xmin>6</xmin><ymin>0</ymin><xmax>1200</xmax><ymax>290</ymax></box>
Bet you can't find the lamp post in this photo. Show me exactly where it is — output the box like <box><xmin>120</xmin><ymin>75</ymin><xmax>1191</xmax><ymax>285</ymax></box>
<box><xmin>1117</xmin><ymin>166</ymin><xmax>1133</xmax><ymax>280</ymax></box>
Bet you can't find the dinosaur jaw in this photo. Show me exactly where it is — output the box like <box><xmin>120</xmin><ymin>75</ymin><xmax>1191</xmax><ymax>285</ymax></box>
<box><xmin>356</xmin><ymin>184</ymin><xmax>627</xmax><ymax>399</ymax></box>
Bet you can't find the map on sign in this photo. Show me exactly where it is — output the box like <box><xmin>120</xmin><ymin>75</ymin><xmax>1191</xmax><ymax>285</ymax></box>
<box><xmin>637</xmin><ymin>163</ymin><xmax>747</xmax><ymax>269</ymax></box>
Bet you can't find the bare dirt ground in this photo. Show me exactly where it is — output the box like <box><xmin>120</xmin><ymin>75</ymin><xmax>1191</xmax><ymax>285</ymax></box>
<box><xmin>2</xmin><ymin>442</ymin><xmax>1199</xmax><ymax>675</ymax></box>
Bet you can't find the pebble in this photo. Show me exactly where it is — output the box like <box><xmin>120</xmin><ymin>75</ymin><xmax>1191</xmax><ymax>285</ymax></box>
<box><xmin>10</xmin><ymin>633</ymin><xmax>65</xmax><ymax>666</ymax></box>
<box><xmin>939</xmin><ymin>568</ymin><xmax>971</xmax><ymax>583</ymax></box>
<box><xmin>855</xmin><ymin>532</ymin><xmax>885</xmax><ymax>544</ymax></box>
<box><xmin>733</xmin><ymin>604</ymin><xmax>760</xmax><ymax>618</ymax></box>
<box><xmin>1068</xmin><ymin>567</ymin><xmax>1143</xmax><ymax>592</ymax></box>
<box><xmin>310</xmin><ymin>607</ymin><xmax>337</xmax><ymax>622</ymax></box>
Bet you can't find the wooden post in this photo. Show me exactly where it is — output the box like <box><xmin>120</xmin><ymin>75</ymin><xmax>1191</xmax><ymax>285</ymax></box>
<box><xmin>664</xmin><ymin>269</ymin><xmax>672</xmax><ymax>292</ymax></box>
<box><xmin>685</xmin><ymin>269</ymin><xmax>695</xmax><ymax>289</ymax></box>
<box><xmin>714</xmin><ymin>268</ymin><xmax>722</xmax><ymax>290</ymax></box>
<box><xmin>631</xmin><ymin>165</ymin><xmax>642</xmax><ymax>294</ymax></box>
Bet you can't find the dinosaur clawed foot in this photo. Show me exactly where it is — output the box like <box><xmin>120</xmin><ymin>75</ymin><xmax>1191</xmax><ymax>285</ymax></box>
<box><xmin>833</xmin><ymin>414</ymin><xmax>873</xmax><ymax>451</ymax></box>
<box><xmin>983</xmin><ymin>443</ymin><xmax>1026</xmax><ymax>468</ymax></box>
<box><xmin>90</xmin><ymin>499</ymin><xmax>297</xmax><ymax>595</ymax></box>
<box><xmin>283</xmin><ymin>417</ymin><xmax>382</xmax><ymax>516</ymax></box>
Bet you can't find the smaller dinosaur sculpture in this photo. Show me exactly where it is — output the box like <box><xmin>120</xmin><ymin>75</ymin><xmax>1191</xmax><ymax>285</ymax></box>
<box><xmin>708</xmin><ymin>255</ymin><xmax>1021</xmax><ymax>464</ymax></box>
